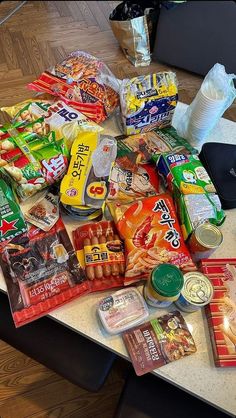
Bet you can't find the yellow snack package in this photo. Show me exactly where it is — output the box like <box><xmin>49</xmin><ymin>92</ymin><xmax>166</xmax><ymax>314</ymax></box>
<box><xmin>60</xmin><ymin>132</ymin><xmax>117</xmax><ymax>209</ymax></box>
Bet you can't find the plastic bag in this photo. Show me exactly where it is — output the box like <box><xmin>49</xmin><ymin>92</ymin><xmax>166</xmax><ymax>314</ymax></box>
<box><xmin>27</xmin><ymin>51</ymin><xmax>120</xmax><ymax>123</ymax></box>
<box><xmin>176</xmin><ymin>64</ymin><xmax>236</xmax><ymax>148</ymax></box>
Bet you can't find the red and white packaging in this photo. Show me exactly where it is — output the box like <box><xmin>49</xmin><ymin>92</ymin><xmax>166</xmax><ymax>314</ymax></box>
<box><xmin>201</xmin><ymin>258</ymin><xmax>236</xmax><ymax>367</ymax></box>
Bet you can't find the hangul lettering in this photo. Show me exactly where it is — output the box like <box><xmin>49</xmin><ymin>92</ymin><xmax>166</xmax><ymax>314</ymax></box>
<box><xmin>41</xmin><ymin>154</ymin><xmax>66</xmax><ymax>179</ymax></box>
<box><xmin>58</xmin><ymin>108</ymin><xmax>78</xmax><ymax>122</ymax></box>
<box><xmin>164</xmin><ymin>229</ymin><xmax>180</xmax><ymax>249</ymax></box>
<box><xmin>101</xmin><ymin>252</ymin><xmax>108</xmax><ymax>261</ymax></box>
<box><xmin>93</xmin><ymin>253</ymin><xmax>101</xmax><ymax>262</ymax></box>
<box><xmin>153</xmin><ymin>199</ymin><xmax>169</xmax><ymax>213</ymax></box>
<box><xmin>77</xmin><ymin>143</ymin><xmax>90</xmax><ymax>154</ymax></box>
<box><xmin>72</xmin><ymin>169</ymin><xmax>82</xmax><ymax>179</ymax></box>
<box><xmin>159</xmin><ymin>212</ymin><xmax>175</xmax><ymax>228</ymax></box>
<box><xmin>85</xmin><ymin>254</ymin><xmax>93</xmax><ymax>263</ymax></box>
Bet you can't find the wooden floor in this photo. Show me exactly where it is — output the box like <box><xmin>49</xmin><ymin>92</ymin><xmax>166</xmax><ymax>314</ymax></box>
<box><xmin>0</xmin><ymin>1</ymin><xmax>235</xmax><ymax>418</ymax></box>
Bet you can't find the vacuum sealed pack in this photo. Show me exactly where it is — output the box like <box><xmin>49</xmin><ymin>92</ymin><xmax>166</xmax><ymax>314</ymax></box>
<box><xmin>0</xmin><ymin>219</ymin><xmax>89</xmax><ymax>327</ymax></box>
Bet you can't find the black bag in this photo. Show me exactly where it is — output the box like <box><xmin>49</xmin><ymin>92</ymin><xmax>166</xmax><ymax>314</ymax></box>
<box><xmin>199</xmin><ymin>142</ymin><xmax>236</xmax><ymax>210</ymax></box>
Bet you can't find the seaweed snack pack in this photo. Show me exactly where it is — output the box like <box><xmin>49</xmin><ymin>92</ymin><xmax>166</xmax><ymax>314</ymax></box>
<box><xmin>28</xmin><ymin>51</ymin><xmax>120</xmax><ymax>123</ymax></box>
<box><xmin>123</xmin><ymin>310</ymin><xmax>197</xmax><ymax>376</ymax></box>
<box><xmin>174</xmin><ymin>188</ymin><xmax>225</xmax><ymax>240</ymax></box>
<box><xmin>116</xmin><ymin>126</ymin><xmax>197</xmax><ymax>171</ymax></box>
<box><xmin>73</xmin><ymin>221</ymin><xmax>125</xmax><ymax>292</ymax></box>
<box><xmin>158</xmin><ymin>153</ymin><xmax>216</xmax><ymax>195</ymax></box>
<box><xmin>120</xmin><ymin>72</ymin><xmax>178</xmax><ymax>135</ymax></box>
<box><xmin>0</xmin><ymin>179</ymin><xmax>27</xmax><ymax>242</ymax></box>
<box><xmin>107</xmin><ymin>162</ymin><xmax>159</xmax><ymax>203</ymax></box>
<box><xmin>60</xmin><ymin>132</ymin><xmax>116</xmax><ymax>209</ymax></box>
<box><xmin>0</xmin><ymin>218</ymin><xmax>89</xmax><ymax>327</ymax></box>
<box><xmin>108</xmin><ymin>194</ymin><xmax>196</xmax><ymax>285</ymax></box>
<box><xmin>0</xmin><ymin>129</ymin><xmax>68</xmax><ymax>200</ymax></box>
<box><xmin>2</xmin><ymin>99</ymin><xmax>103</xmax><ymax>150</ymax></box>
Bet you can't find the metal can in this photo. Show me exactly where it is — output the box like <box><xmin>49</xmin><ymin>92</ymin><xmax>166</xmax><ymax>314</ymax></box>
<box><xmin>188</xmin><ymin>223</ymin><xmax>223</xmax><ymax>262</ymax></box>
<box><xmin>144</xmin><ymin>264</ymin><xmax>184</xmax><ymax>308</ymax></box>
<box><xmin>175</xmin><ymin>271</ymin><xmax>214</xmax><ymax>313</ymax></box>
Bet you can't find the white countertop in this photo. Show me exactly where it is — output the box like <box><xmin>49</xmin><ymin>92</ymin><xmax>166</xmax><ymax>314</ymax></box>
<box><xmin>0</xmin><ymin>102</ymin><xmax>236</xmax><ymax>417</ymax></box>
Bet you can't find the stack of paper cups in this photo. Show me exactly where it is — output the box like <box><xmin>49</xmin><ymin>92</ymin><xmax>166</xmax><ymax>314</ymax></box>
<box><xmin>187</xmin><ymin>86</ymin><xmax>226</xmax><ymax>141</ymax></box>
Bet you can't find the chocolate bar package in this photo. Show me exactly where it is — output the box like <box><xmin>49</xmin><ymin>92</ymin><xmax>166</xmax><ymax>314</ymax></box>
<box><xmin>202</xmin><ymin>258</ymin><xmax>236</xmax><ymax>367</ymax></box>
<box><xmin>123</xmin><ymin>311</ymin><xmax>196</xmax><ymax>375</ymax></box>
<box><xmin>0</xmin><ymin>219</ymin><xmax>90</xmax><ymax>327</ymax></box>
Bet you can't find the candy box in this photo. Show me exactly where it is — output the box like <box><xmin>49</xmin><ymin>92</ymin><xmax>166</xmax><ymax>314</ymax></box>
<box><xmin>120</xmin><ymin>72</ymin><xmax>178</xmax><ymax>135</ymax></box>
<box><xmin>201</xmin><ymin>259</ymin><xmax>236</xmax><ymax>367</ymax></box>
<box><xmin>0</xmin><ymin>179</ymin><xmax>27</xmax><ymax>242</ymax></box>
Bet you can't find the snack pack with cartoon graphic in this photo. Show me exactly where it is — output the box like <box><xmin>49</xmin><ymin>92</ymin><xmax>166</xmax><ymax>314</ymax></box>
<box><xmin>108</xmin><ymin>194</ymin><xmax>196</xmax><ymax>285</ymax></box>
<box><xmin>107</xmin><ymin>162</ymin><xmax>159</xmax><ymax>203</ymax></box>
<box><xmin>116</xmin><ymin>126</ymin><xmax>197</xmax><ymax>171</ymax></box>
<box><xmin>73</xmin><ymin>221</ymin><xmax>125</xmax><ymax>292</ymax></box>
<box><xmin>158</xmin><ymin>153</ymin><xmax>216</xmax><ymax>194</ymax></box>
<box><xmin>2</xmin><ymin>99</ymin><xmax>103</xmax><ymax>150</ymax></box>
<box><xmin>0</xmin><ymin>218</ymin><xmax>89</xmax><ymax>327</ymax></box>
<box><xmin>27</xmin><ymin>51</ymin><xmax>120</xmax><ymax>123</ymax></box>
<box><xmin>120</xmin><ymin>72</ymin><xmax>178</xmax><ymax>136</ymax></box>
<box><xmin>0</xmin><ymin>179</ymin><xmax>27</xmax><ymax>243</ymax></box>
<box><xmin>60</xmin><ymin>132</ymin><xmax>116</xmax><ymax>209</ymax></box>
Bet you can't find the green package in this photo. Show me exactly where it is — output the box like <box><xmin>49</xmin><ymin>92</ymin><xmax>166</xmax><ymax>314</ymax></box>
<box><xmin>0</xmin><ymin>179</ymin><xmax>27</xmax><ymax>242</ymax></box>
<box><xmin>173</xmin><ymin>185</ymin><xmax>225</xmax><ymax>240</ymax></box>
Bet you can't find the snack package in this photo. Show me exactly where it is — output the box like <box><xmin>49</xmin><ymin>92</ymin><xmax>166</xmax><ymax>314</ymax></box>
<box><xmin>27</xmin><ymin>51</ymin><xmax>120</xmax><ymax>123</ymax></box>
<box><xmin>60</xmin><ymin>132</ymin><xmax>116</xmax><ymax>209</ymax></box>
<box><xmin>116</xmin><ymin>126</ymin><xmax>197</xmax><ymax>171</ymax></box>
<box><xmin>120</xmin><ymin>72</ymin><xmax>178</xmax><ymax>135</ymax></box>
<box><xmin>107</xmin><ymin>162</ymin><xmax>159</xmax><ymax>202</ymax></box>
<box><xmin>0</xmin><ymin>130</ymin><xmax>68</xmax><ymax>200</ymax></box>
<box><xmin>73</xmin><ymin>221</ymin><xmax>125</xmax><ymax>292</ymax></box>
<box><xmin>123</xmin><ymin>310</ymin><xmax>197</xmax><ymax>376</ymax></box>
<box><xmin>0</xmin><ymin>179</ymin><xmax>27</xmax><ymax>242</ymax></box>
<box><xmin>25</xmin><ymin>189</ymin><xmax>59</xmax><ymax>231</ymax></box>
<box><xmin>158</xmin><ymin>153</ymin><xmax>216</xmax><ymax>194</ymax></box>
<box><xmin>0</xmin><ymin>219</ymin><xmax>89</xmax><ymax>327</ymax></box>
<box><xmin>2</xmin><ymin>99</ymin><xmax>103</xmax><ymax>150</ymax></box>
<box><xmin>174</xmin><ymin>188</ymin><xmax>225</xmax><ymax>240</ymax></box>
<box><xmin>108</xmin><ymin>194</ymin><xmax>196</xmax><ymax>285</ymax></box>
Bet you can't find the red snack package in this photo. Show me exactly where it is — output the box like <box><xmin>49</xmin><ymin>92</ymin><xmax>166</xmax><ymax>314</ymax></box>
<box><xmin>108</xmin><ymin>194</ymin><xmax>196</xmax><ymax>285</ymax></box>
<box><xmin>28</xmin><ymin>51</ymin><xmax>120</xmax><ymax>123</ymax></box>
<box><xmin>0</xmin><ymin>219</ymin><xmax>90</xmax><ymax>327</ymax></box>
<box><xmin>73</xmin><ymin>221</ymin><xmax>125</xmax><ymax>292</ymax></box>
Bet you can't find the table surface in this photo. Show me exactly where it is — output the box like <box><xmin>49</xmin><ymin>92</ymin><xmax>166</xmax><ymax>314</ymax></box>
<box><xmin>0</xmin><ymin>102</ymin><xmax>236</xmax><ymax>417</ymax></box>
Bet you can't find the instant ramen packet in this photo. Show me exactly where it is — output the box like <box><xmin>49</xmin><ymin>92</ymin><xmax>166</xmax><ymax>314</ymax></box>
<box><xmin>158</xmin><ymin>153</ymin><xmax>216</xmax><ymax>195</ymax></box>
<box><xmin>123</xmin><ymin>310</ymin><xmax>197</xmax><ymax>376</ymax></box>
<box><xmin>27</xmin><ymin>51</ymin><xmax>120</xmax><ymax>123</ymax></box>
<box><xmin>120</xmin><ymin>72</ymin><xmax>178</xmax><ymax>135</ymax></box>
<box><xmin>0</xmin><ymin>218</ymin><xmax>90</xmax><ymax>327</ymax></box>
<box><xmin>73</xmin><ymin>221</ymin><xmax>125</xmax><ymax>292</ymax></box>
<box><xmin>2</xmin><ymin>99</ymin><xmax>103</xmax><ymax>150</ymax></box>
<box><xmin>116</xmin><ymin>126</ymin><xmax>197</xmax><ymax>171</ymax></box>
<box><xmin>107</xmin><ymin>162</ymin><xmax>159</xmax><ymax>202</ymax></box>
<box><xmin>108</xmin><ymin>194</ymin><xmax>196</xmax><ymax>285</ymax></box>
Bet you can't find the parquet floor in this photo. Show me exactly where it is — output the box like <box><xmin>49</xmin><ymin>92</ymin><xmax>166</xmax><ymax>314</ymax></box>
<box><xmin>0</xmin><ymin>1</ymin><xmax>235</xmax><ymax>418</ymax></box>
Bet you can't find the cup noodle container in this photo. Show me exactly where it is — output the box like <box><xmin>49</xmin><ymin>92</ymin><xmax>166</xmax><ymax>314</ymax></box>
<box><xmin>189</xmin><ymin>89</ymin><xmax>225</xmax><ymax>129</ymax></box>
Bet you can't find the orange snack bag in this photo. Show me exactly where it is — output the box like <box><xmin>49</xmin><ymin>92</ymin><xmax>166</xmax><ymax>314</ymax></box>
<box><xmin>108</xmin><ymin>194</ymin><xmax>196</xmax><ymax>285</ymax></box>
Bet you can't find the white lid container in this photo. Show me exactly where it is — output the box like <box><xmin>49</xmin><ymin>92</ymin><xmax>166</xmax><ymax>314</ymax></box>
<box><xmin>97</xmin><ymin>287</ymin><xmax>149</xmax><ymax>335</ymax></box>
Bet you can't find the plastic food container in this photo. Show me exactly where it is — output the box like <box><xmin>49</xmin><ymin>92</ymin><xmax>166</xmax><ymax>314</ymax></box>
<box><xmin>144</xmin><ymin>264</ymin><xmax>184</xmax><ymax>308</ymax></box>
<box><xmin>97</xmin><ymin>287</ymin><xmax>149</xmax><ymax>335</ymax></box>
<box><xmin>175</xmin><ymin>271</ymin><xmax>214</xmax><ymax>313</ymax></box>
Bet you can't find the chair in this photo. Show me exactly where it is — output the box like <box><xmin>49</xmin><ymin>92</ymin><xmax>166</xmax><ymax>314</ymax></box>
<box><xmin>114</xmin><ymin>370</ymin><xmax>229</xmax><ymax>418</ymax></box>
<box><xmin>0</xmin><ymin>292</ymin><xmax>116</xmax><ymax>392</ymax></box>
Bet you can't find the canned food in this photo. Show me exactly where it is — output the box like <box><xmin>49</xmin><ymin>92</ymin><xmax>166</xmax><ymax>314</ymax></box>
<box><xmin>144</xmin><ymin>264</ymin><xmax>184</xmax><ymax>308</ymax></box>
<box><xmin>175</xmin><ymin>271</ymin><xmax>213</xmax><ymax>312</ymax></box>
<box><xmin>188</xmin><ymin>223</ymin><xmax>223</xmax><ymax>262</ymax></box>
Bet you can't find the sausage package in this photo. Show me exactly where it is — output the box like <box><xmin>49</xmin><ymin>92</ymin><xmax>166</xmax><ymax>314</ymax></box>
<box><xmin>108</xmin><ymin>194</ymin><xmax>196</xmax><ymax>285</ymax></box>
<box><xmin>73</xmin><ymin>221</ymin><xmax>125</xmax><ymax>292</ymax></box>
<box><xmin>27</xmin><ymin>51</ymin><xmax>120</xmax><ymax>123</ymax></box>
<box><xmin>0</xmin><ymin>219</ymin><xmax>89</xmax><ymax>327</ymax></box>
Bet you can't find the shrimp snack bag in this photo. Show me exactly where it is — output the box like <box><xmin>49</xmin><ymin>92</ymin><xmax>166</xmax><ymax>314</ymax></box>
<box><xmin>108</xmin><ymin>194</ymin><xmax>196</xmax><ymax>285</ymax></box>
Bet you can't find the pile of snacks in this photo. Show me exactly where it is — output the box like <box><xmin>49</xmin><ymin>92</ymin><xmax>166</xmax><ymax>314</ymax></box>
<box><xmin>0</xmin><ymin>49</ymin><xmax>233</xmax><ymax>375</ymax></box>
